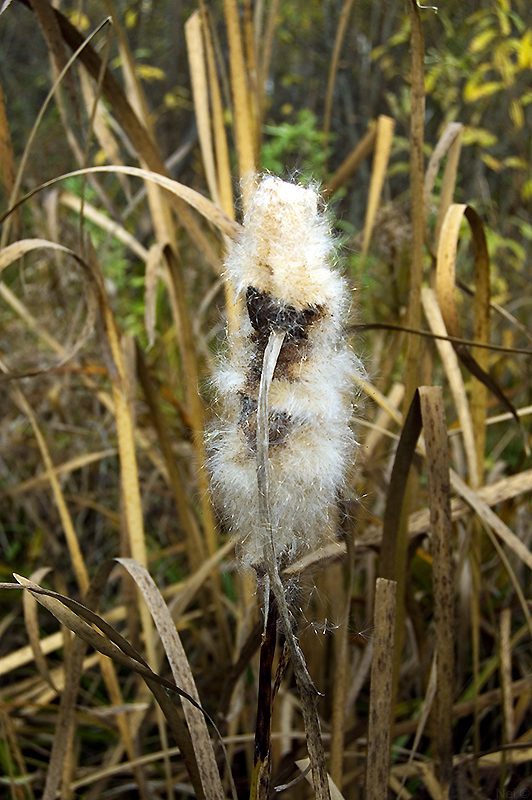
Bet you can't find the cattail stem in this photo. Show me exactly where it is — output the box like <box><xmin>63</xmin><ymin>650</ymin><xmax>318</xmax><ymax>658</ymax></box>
<box><xmin>256</xmin><ymin>328</ymin><xmax>331</xmax><ymax>800</ymax></box>
<box><xmin>251</xmin><ymin>591</ymin><xmax>277</xmax><ymax>800</ymax></box>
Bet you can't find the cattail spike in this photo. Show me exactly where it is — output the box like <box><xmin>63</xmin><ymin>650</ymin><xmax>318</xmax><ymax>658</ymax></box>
<box><xmin>208</xmin><ymin>176</ymin><xmax>363</xmax><ymax>568</ymax></box>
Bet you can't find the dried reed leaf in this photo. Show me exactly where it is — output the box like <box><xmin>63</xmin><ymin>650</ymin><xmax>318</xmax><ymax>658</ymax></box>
<box><xmin>322</xmin><ymin>0</ymin><xmax>355</xmax><ymax>174</ymax></box>
<box><xmin>403</xmin><ymin>0</ymin><xmax>426</xmax><ymax>407</ymax></box>
<box><xmin>423</xmin><ymin>122</ymin><xmax>462</xmax><ymax>211</ymax></box>
<box><xmin>408</xmin><ymin>467</ymin><xmax>532</xmax><ymax>537</ymax></box>
<box><xmin>295</xmin><ymin>758</ymin><xmax>345</xmax><ymax>800</ymax></box>
<box><xmin>0</xmin><ymin>238</ymin><xmax>97</xmax><ymax>380</ymax></box>
<box><xmin>435</xmin><ymin>124</ymin><xmax>463</xmax><ymax>249</ymax></box>
<box><xmin>436</xmin><ymin>203</ymin><xmax>522</xmax><ymax>447</ymax></box>
<box><xmin>200</xmin><ymin>4</ymin><xmax>234</xmax><ymax>218</ymax></box>
<box><xmin>419</xmin><ymin>386</ymin><xmax>453</xmax><ymax>793</ymax></box>
<box><xmin>144</xmin><ymin>241</ymin><xmax>165</xmax><ymax>348</ymax></box>
<box><xmin>2</xmin><ymin>164</ymin><xmax>240</xmax><ymax>241</ymax></box>
<box><xmin>224</xmin><ymin>0</ymin><xmax>256</xmax><ymax>201</ymax></box>
<box><xmin>256</xmin><ymin>330</ymin><xmax>330</xmax><ymax>800</ymax></box>
<box><xmin>500</xmin><ymin>608</ymin><xmax>514</xmax><ymax>745</ymax></box>
<box><xmin>10</xmin><ymin>575</ymin><xmax>207</xmax><ymax>800</ymax></box>
<box><xmin>0</xmin><ymin>536</ymin><xmax>235</xmax><ymax>682</ymax></box>
<box><xmin>360</xmin><ymin>115</ymin><xmax>395</xmax><ymax>263</ymax></box>
<box><xmin>59</xmin><ymin>190</ymin><xmax>148</xmax><ymax>258</ymax></box>
<box><xmin>365</xmin><ymin>577</ymin><xmax>397</xmax><ymax>800</ymax></box>
<box><xmin>0</xmin><ymin>448</ymin><xmax>117</xmax><ymax>498</ymax></box>
<box><xmin>16</xmin><ymin>1</ymin><xmax>222</xmax><ymax>268</ymax></box>
<box><xmin>0</xmin><ymin>73</ymin><xmax>19</xmax><ymax>233</ymax></box>
<box><xmin>9</xmin><ymin>390</ymin><xmax>145</xmax><ymax>790</ymax></box>
<box><xmin>0</xmin><ymin>15</ymin><xmax>111</xmax><ymax>250</ymax></box>
<box><xmin>10</xmin><ymin>388</ymin><xmax>89</xmax><ymax>593</ymax></box>
<box><xmin>22</xmin><ymin>567</ymin><xmax>58</xmax><ymax>692</ymax></box>
<box><xmin>379</xmin><ymin>390</ymin><xmax>423</xmax><ymax>582</ymax></box>
<box><xmin>116</xmin><ymin>558</ymin><xmax>226</xmax><ymax>800</ymax></box>
<box><xmin>135</xmin><ymin>342</ymin><xmax>206</xmax><ymax>569</ymax></box>
<box><xmin>422</xmin><ymin>287</ymin><xmax>478</xmax><ymax>483</ymax></box>
<box><xmin>163</xmin><ymin>245</ymin><xmax>219</xmax><ymax>562</ymax></box>
<box><xmin>186</xmin><ymin>11</ymin><xmax>220</xmax><ymax>207</ymax></box>
<box><xmin>363</xmin><ymin>382</ymin><xmax>404</xmax><ymax>460</ymax></box>
<box><xmin>254</xmin><ymin>0</ymin><xmax>280</xmax><ymax>154</ymax></box>
<box><xmin>450</xmin><ymin>470</ymin><xmax>532</xmax><ymax>574</ymax></box>
<box><xmin>84</xmin><ymin>238</ymin><xmax>160</xmax><ymax>704</ymax></box>
<box><xmin>27</xmin><ymin>0</ymin><xmax>78</xmax><ymax>119</ymax></box>
<box><xmin>323</xmin><ymin>123</ymin><xmax>377</xmax><ymax>199</ymax></box>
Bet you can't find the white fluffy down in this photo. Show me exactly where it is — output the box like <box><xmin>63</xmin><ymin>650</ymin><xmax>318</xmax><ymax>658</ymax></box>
<box><xmin>208</xmin><ymin>176</ymin><xmax>362</xmax><ymax>567</ymax></box>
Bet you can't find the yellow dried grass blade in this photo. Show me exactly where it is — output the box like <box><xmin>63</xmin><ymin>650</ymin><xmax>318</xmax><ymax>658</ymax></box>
<box><xmin>163</xmin><ymin>245</ymin><xmax>217</xmax><ymax>559</ymax></box>
<box><xmin>435</xmin><ymin>125</ymin><xmax>463</xmax><ymax>249</ymax></box>
<box><xmin>200</xmin><ymin>4</ymin><xmax>234</xmax><ymax>218</ymax></box>
<box><xmin>186</xmin><ymin>11</ymin><xmax>220</xmax><ymax>208</ymax></box>
<box><xmin>10</xmin><ymin>388</ymin><xmax>89</xmax><ymax>594</ymax></box>
<box><xmin>224</xmin><ymin>0</ymin><xmax>256</xmax><ymax>202</ymax></box>
<box><xmin>423</xmin><ymin>122</ymin><xmax>462</xmax><ymax>212</ymax></box>
<box><xmin>135</xmin><ymin>342</ymin><xmax>206</xmax><ymax>569</ymax></box>
<box><xmin>84</xmin><ymin>241</ymin><xmax>158</xmax><ymax>678</ymax></box>
<box><xmin>422</xmin><ymin>287</ymin><xmax>478</xmax><ymax>484</ymax></box>
<box><xmin>22</xmin><ymin>567</ymin><xmax>59</xmax><ymax>693</ymax></box>
<box><xmin>198</xmin><ymin>3</ymin><xmax>240</xmax><ymax>336</ymax></box>
<box><xmin>360</xmin><ymin>115</ymin><xmax>395</xmax><ymax>263</ymax></box>
<box><xmin>450</xmin><ymin>470</ymin><xmax>532</xmax><ymax>576</ymax></box>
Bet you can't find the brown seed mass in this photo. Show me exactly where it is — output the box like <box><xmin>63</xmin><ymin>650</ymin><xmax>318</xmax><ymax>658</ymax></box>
<box><xmin>244</xmin><ymin>285</ymin><xmax>324</xmax><ymax>388</ymax></box>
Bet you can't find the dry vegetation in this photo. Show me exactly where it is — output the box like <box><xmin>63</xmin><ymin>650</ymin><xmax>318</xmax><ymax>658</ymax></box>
<box><xmin>1</xmin><ymin>0</ymin><xmax>532</xmax><ymax>798</ymax></box>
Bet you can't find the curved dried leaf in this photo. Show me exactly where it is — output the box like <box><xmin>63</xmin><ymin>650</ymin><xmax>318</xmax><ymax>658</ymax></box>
<box><xmin>0</xmin><ymin>238</ymin><xmax>97</xmax><ymax>382</ymax></box>
<box><xmin>116</xmin><ymin>558</ymin><xmax>225</xmax><ymax>800</ymax></box>
<box><xmin>436</xmin><ymin>204</ymin><xmax>523</xmax><ymax>454</ymax></box>
<box><xmin>22</xmin><ymin>567</ymin><xmax>58</xmax><ymax>692</ymax></box>
<box><xmin>1</xmin><ymin>165</ymin><xmax>241</xmax><ymax>240</ymax></box>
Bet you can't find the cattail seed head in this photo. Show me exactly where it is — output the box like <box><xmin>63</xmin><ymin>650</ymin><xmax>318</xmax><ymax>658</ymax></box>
<box><xmin>208</xmin><ymin>176</ymin><xmax>362</xmax><ymax>568</ymax></box>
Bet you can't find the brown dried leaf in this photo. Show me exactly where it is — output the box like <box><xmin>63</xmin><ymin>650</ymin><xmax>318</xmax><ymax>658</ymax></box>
<box><xmin>365</xmin><ymin>577</ymin><xmax>397</xmax><ymax>799</ymax></box>
<box><xmin>419</xmin><ymin>387</ymin><xmax>453</xmax><ymax>791</ymax></box>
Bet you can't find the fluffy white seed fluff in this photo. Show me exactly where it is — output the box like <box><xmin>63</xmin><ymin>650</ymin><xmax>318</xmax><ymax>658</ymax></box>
<box><xmin>208</xmin><ymin>176</ymin><xmax>361</xmax><ymax>568</ymax></box>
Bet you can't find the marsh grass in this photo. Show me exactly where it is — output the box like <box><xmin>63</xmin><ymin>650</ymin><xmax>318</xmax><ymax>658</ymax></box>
<box><xmin>1</xmin><ymin>0</ymin><xmax>532</xmax><ymax>798</ymax></box>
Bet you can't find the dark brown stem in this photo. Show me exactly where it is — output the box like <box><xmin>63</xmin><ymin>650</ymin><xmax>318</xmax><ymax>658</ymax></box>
<box><xmin>253</xmin><ymin>592</ymin><xmax>278</xmax><ymax>799</ymax></box>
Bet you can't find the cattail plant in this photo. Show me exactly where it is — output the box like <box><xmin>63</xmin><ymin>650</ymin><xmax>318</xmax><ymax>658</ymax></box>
<box><xmin>208</xmin><ymin>174</ymin><xmax>364</xmax><ymax>800</ymax></box>
<box><xmin>208</xmin><ymin>175</ymin><xmax>362</xmax><ymax>570</ymax></box>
